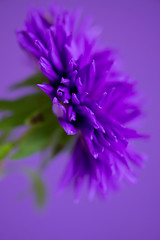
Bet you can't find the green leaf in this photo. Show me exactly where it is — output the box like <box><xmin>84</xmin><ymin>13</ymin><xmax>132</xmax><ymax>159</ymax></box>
<box><xmin>0</xmin><ymin>142</ymin><xmax>14</xmax><ymax>162</ymax></box>
<box><xmin>11</xmin><ymin>116</ymin><xmax>59</xmax><ymax>160</ymax></box>
<box><xmin>0</xmin><ymin>92</ymin><xmax>51</xmax><ymax>113</ymax></box>
<box><xmin>53</xmin><ymin>130</ymin><xmax>74</xmax><ymax>155</ymax></box>
<box><xmin>0</xmin><ymin>114</ymin><xmax>27</xmax><ymax>131</ymax></box>
<box><xmin>29</xmin><ymin>171</ymin><xmax>46</xmax><ymax>206</ymax></box>
<box><xmin>0</xmin><ymin>93</ymin><xmax>52</xmax><ymax>132</ymax></box>
<box><xmin>0</xmin><ymin>100</ymin><xmax>13</xmax><ymax>112</ymax></box>
<box><xmin>10</xmin><ymin>73</ymin><xmax>48</xmax><ymax>89</ymax></box>
<box><xmin>0</xmin><ymin>131</ymin><xmax>10</xmax><ymax>144</ymax></box>
<box><xmin>0</xmin><ymin>85</ymin><xmax>74</xmax><ymax>163</ymax></box>
<box><xmin>39</xmin><ymin>129</ymin><xmax>75</xmax><ymax>170</ymax></box>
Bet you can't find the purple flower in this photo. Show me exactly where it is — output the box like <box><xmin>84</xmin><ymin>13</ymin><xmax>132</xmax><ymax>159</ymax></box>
<box><xmin>17</xmin><ymin>6</ymin><xmax>145</xmax><ymax>199</ymax></box>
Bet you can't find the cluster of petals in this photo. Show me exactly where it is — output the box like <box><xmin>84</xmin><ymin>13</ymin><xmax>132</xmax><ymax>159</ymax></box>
<box><xmin>17</xmin><ymin>6</ymin><xmax>144</xmax><ymax>198</ymax></box>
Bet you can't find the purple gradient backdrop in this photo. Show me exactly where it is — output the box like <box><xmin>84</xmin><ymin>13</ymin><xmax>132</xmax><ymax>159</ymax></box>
<box><xmin>0</xmin><ymin>0</ymin><xmax>160</xmax><ymax>239</ymax></box>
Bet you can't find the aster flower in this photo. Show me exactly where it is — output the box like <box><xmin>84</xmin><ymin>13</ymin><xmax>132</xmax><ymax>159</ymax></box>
<box><xmin>16</xmin><ymin>6</ymin><xmax>145</xmax><ymax>199</ymax></box>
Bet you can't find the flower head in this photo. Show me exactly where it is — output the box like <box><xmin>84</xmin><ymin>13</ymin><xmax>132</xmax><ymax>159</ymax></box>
<box><xmin>17</xmin><ymin>6</ymin><xmax>145</xmax><ymax>199</ymax></box>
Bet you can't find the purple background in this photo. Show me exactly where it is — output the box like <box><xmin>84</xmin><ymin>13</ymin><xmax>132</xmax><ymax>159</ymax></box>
<box><xmin>0</xmin><ymin>0</ymin><xmax>160</xmax><ymax>239</ymax></box>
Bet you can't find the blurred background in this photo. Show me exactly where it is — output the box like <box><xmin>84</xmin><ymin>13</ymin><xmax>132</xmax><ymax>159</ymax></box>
<box><xmin>0</xmin><ymin>0</ymin><xmax>160</xmax><ymax>239</ymax></box>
